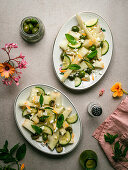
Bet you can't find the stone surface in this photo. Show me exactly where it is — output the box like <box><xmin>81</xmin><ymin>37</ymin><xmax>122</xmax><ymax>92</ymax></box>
<box><xmin>0</xmin><ymin>0</ymin><xmax>128</xmax><ymax>169</ymax></box>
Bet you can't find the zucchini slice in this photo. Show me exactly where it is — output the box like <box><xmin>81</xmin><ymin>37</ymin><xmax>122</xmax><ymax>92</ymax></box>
<box><xmin>41</xmin><ymin>125</ymin><xmax>53</xmax><ymax>135</ymax></box>
<box><xmin>75</xmin><ymin>77</ymin><xmax>82</xmax><ymax>87</ymax></box>
<box><xmin>84</xmin><ymin>60</ymin><xmax>94</xmax><ymax>70</ymax></box>
<box><xmin>67</xmin><ymin>114</ymin><xmax>78</xmax><ymax>124</ymax></box>
<box><xmin>59</xmin><ymin>131</ymin><xmax>71</xmax><ymax>146</ymax></box>
<box><xmin>35</xmin><ymin>87</ymin><xmax>45</xmax><ymax>96</ymax></box>
<box><xmin>101</xmin><ymin>40</ymin><xmax>109</xmax><ymax>55</ymax></box>
<box><xmin>68</xmin><ymin>42</ymin><xmax>82</xmax><ymax>49</ymax></box>
<box><xmin>86</xmin><ymin>18</ymin><xmax>98</xmax><ymax>27</ymax></box>
<box><xmin>62</xmin><ymin>55</ymin><xmax>71</xmax><ymax>70</ymax></box>
<box><xmin>46</xmin><ymin>110</ymin><xmax>56</xmax><ymax>123</ymax></box>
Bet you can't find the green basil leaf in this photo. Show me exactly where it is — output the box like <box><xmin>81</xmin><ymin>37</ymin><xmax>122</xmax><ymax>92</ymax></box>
<box><xmin>87</xmin><ymin>50</ymin><xmax>97</xmax><ymax>59</ymax></box>
<box><xmin>57</xmin><ymin>114</ymin><xmax>64</xmax><ymax>128</ymax></box>
<box><xmin>44</xmin><ymin>107</ymin><xmax>53</xmax><ymax>110</ymax></box>
<box><xmin>68</xmin><ymin>64</ymin><xmax>81</xmax><ymax>70</ymax></box>
<box><xmin>39</xmin><ymin>94</ymin><xmax>43</xmax><ymax>107</ymax></box>
<box><xmin>65</xmin><ymin>34</ymin><xmax>77</xmax><ymax>45</ymax></box>
<box><xmin>39</xmin><ymin>116</ymin><xmax>49</xmax><ymax>122</ymax></box>
<box><xmin>4</xmin><ymin>155</ymin><xmax>16</xmax><ymax>163</ymax></box>
<box><xmin>31</xmin><ymin>125</ymin><xmax>42</xmax><ymax>135</ymax></box>
<box><xmin>101</xmin><ymin>28</ymin><xmax>106</xmax><ymax>32</ymax></box>
<box><xmin>16</xmin><ymin>143</ymin><xmax>26</xmax><ymax>161</ymax></box>
<box><xmin>10</xmin><ymin>143</ymin><xmax>19</xmax><ymax>155</ymax></box>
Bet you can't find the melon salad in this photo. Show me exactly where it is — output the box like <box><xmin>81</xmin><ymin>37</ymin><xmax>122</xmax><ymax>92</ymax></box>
<box><xmin>59</xmin><ymin>14</ymin><xmax>109</xmax><ymax>87</ymax></box>
<box><xmin>19</xmin><ymin>87</ymin><xmax>78</xmax><ymax>153</ymax></box>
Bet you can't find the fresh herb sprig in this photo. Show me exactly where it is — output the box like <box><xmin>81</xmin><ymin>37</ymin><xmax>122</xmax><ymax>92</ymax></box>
<box><xmin>57</xmin><ymin>114</ymin><xmax>64</xmax><ymax>128</ymax></box>
<box><xmin>104</xmin><ymin>133</ymin><xmax>128</xmax><ymax>162</ymax></box>
<box><xmin>0</xmin><ymin>140</ymin><xmax>26</xmax><ymax>170</ymax></box>
<box><xmin>39</xmin><ymin>94</ymin><xmax>43</xmax><ymax>107</ymax></box>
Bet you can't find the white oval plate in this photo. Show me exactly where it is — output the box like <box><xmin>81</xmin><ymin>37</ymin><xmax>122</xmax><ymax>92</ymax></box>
<box><xmin>53</xmin><ymin>12</ymin><xmax>113</xmax><ymax>90</ymax></box>
<box><xmin>14</xmin><ymin>84</ymin><xmax>82</xmax><ymax>155</ymax></box>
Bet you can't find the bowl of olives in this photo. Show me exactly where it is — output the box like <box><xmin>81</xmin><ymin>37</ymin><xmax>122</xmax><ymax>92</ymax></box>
<box><xmin>20</xmin><ymin>16</ymin><xmax>45</xmax><ymax>43</ymax></box>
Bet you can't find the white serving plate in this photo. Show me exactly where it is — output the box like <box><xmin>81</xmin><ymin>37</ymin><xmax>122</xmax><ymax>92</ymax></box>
<box><xmin>14</xmin><ymin>84</ymin><xmax>82</xmax><ymax>155</ymax></box>
<box><xmin>53</xmin><ymin>12</ymin><xmax>113</xmax><ymax>90</ymax></box>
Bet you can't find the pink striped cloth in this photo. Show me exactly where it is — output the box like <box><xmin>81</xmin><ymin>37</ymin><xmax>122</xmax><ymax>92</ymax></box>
<box><xmin>93</xmin><ymin>97</ymin><xmax>128</xmax><ymax>170</ymax></box>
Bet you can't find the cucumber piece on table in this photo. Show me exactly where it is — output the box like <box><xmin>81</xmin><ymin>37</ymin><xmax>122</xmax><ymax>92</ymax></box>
<box><xmin>59</xmin><ymin>131</ymin><xmax>71</xmax><ymax>146</ymax></box>
<box><xmin>41</xmin><ymin>125</ymin><xmax>53</xmax><ymax>135</ymax></box>
<box><xmin>86</xmin><ymin>18</ymin><xmax>98</xmax><ymax>27</ymax></box>
<box><xmin>68</xmin><ymin>42</ymin><xmax>82</xmax><ymax>49</ymax></box>
<box><xmin>75</xmin><ymin>77</ymin><xmax>82</xmax><ymax>87</ymax></box>
<box><xmin>101</xmin><ymin>40</ymin><xmax>109</xmax><ymax>55</ymax></box>
<box><xmin>62</xmin><ymin>55</ymin><xmax>71</xmax><ymax>70</ymax></box>
<box><xmin>67</xmin><ymin>114</ymin><xmax>78</xmax><ymax>124</ymax></box>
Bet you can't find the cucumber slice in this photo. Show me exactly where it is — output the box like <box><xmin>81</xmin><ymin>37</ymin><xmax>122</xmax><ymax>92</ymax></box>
<box><xmin>67</xmin><ymin>114</ymin><xmax>78</xmax><ymax>124</ymax></box>
<box><xmin>101</xmin><ymin>40</ymin><xmax>109</xmax><ymax>55</ymax></box>
<box><xmin>48</xmin><ymin>131</ymin><xmax>59</xmax><ymax>150</ymax></box>
<box><xmin>35</xmin><ymin>87</ymin><xmax>45</xmax><ymax>96</ymax></box>
<box><xmin>59</xmin><ymin>131</ymin><xmax>71</xmax><ymax>146</ymax></box>
<box><xmin>86</xmin><ymin>18</ymin><xmax>98</xmax><ymax>27</ymax></box>
<box><xmin>41</xmin><ymin>125</ymin><xmax>53</xmax><ymax>135</ymax></box>
<box><xmin>68</xmin><ymin>42</ymin><xmax>82</xmax><ymax>49</ymax></box>
<box><xmin>46</xmin><ymin>110</ymin><xmax>56</xmax><ymax>122</ymax></box>
<box><xmin>84</xmin><ymin>60</ymin><xmax>94</xmax><ymax>70</ymax></box>
<box><xmin>22</xmin><ymin>108</ymin><xmax>28</xmax><ymax>116</ymax></box>
<box><xmin>75</xmin><ymin>77</ymin><xmax>81</xmax><ymax>87</ymax></box>
<box><xmin>62</xmin><ymin>55</ymin><xmax>71</xmax><ymax>70</ymax></box>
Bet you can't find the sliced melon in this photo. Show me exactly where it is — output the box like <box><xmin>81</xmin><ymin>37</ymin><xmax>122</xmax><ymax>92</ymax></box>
<box><xmin>48</xmin><ymin>131</ymin><xmax>59</xmax><ymax>150</ymax></box>
<box><xmin>22</xmin><ymin>119</ymin><xmax>35</xmax><ymax>133</ymax></box>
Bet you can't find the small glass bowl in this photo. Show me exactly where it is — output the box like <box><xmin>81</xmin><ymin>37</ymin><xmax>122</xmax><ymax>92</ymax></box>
<box><xmin>20</xmin><ymin>16</ymin><xmax>45</xmax><ymax>43</ymax></box>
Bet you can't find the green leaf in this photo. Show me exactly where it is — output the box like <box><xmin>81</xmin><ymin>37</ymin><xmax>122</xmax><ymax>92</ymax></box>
<box><xmin>44</xmin><ymin>107</ymin><xmax>53</xmax><ymax>110</ymax></box>
<box><xmin>65</xmin><ymin>34</ymin><xmax>77</xmax><ymax>45</ymax></box>
<box><xmin>39</xmin><ymin>94</ymin><xmax>43</xmax><ymax>107</ymax></box>
<box><xmin>101</xmin><ymin>28</ymin><xmax>106</xmax><ymax>32</ymax></box>
<box><xmin>39</xmin><ymin>116</ymin><xmax>49</xmax><ymax>122</ymax></box>
<box><xmin>104</xmin><ymin>133</ymin><xmax>118</xmax><ymax>144</ymax></box>
<box><xmin>68</xmin><ymin>64</ymin><xmax>81</xmax><ymax>70</ymax></box>
<box><xmin>87</xmin><ymin>50</ymin><xmax>97</xmax><ymax>59</ymax></box>
<box><xmin>31</xmin><ymin>125</ymin><xmax>42</xmax><ymax>135</ymax></box>
<box><xmin>16</xmin><ymin>143</ymin><xmax>26</xmax><ymax>161</ymax></box>
<box><xmin>10</xmin><ymin>143</ymin><xmax>19</xmax><ymax>155</ymax></box>
<box><xmin>57</xmin><ymin>114</ymin><xmax>64</xmax><ymax>128</ymax></box>
<box><xmin>122</xmin><ymin>147</ymin><xmax>128</xmax><ymax>157</ymax></box>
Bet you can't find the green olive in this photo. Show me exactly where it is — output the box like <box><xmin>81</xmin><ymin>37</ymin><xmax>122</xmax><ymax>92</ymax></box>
<box><xmin>89</xmin><ymin>45</ymin><xmax>96</xmax><ymax>51</ymax></box>
<box><xmin>28</xmin><ymin>23</ymin><xmax>34</xmax><ymax>31</ymax></box>
<box><xmin>36</xmin><ymin>23</ymin><xmax>39</xmax><ymax>28</ymax></box>
<box><xmin>68</xmin><ymin>74</ymin><xmax>75</xmax><ymax>81</ymax></box>
<box><xmin>31</xmin><ymin>18</ymin><xmax>38</xmax><ymax>25</ymax></box>
<box><xmin>32</xmin><ymin>27</ymin><xmax>38</xmax><ymax>34</ymax></box>
<box><xmin>65</xmin><ymin>127</ymin><xmax>73</xmax><ymax>134</ymax></box>
<box><xmin>100</xmin><ymin>41</ymin><xmax>103</xmax><ymax>48</ymax></box>
<box><xmin>49</xmin><ymin>100</ymin><xmax>55</xmax><ymax>107</ymax></box>
<box><xmin>42</xmin><ymin>133</ymin><xmax>48</xmax><ymax>141</ymax></box>
<box><xmin>56</xmin><ymin>144</ymin><xmax>63</xmax><ymax>153</ymax></box>
<box><xmin>23</xmin><ymin>22</ymin><xmax>27</xmax><ymax>26</ymax></box>
<box><xmin>23</xmin><ymin>25</ymin><xmax>29</xmax><ymax>33</ymax></box>
<box><xmin>31</xmin><ymin>133</ymin><xmax>40</xmax><ymax>140</ymax></box>
<box><xmin>79</xmin><ymin>70</ymin><xmax>85</xmax><ymax>78</ymax></box>
<box><xmin>80</xmin><ymin>35</ymin><xmax>87</xmax><ymax>40</ymax></box>
<box><xmin>25</xmin><ymin>18</ymin><xmax>31</xmax><ymax>24</ymax></box>
<box><xmin>86</xmin><ymin>68</ymin><xmax>92</xmax><ymax>75</ymax></box>
<box><xmin>72</xmin><ymin>26</ymin><xmax>79</xmax><ymax>32</ymax></box>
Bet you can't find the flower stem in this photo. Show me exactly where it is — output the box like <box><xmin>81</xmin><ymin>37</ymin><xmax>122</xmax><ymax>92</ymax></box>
<box><xmin>123</xmin><ymin>89</ymin><xmax>128</xmax><ymax>95</ymax></box>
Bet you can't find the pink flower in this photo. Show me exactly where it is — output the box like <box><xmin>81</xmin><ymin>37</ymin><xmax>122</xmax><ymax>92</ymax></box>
<box><xmin>2</xmin><ymin>78</ymin><xmax>12</xmax><ymax>86</ymax></box>
<box><xmin>18</xmin><ymin>59</ymin><xmax>28</xmax><ymax>69</ymax></box>
<box><xmin>2</xmin><ymin>43</ymin><xmax>18</xmax><ymax>51</ymax></box>
<box><xmin>19</xmin><ymin>53</ymin><xmax>25</xmax><ymax>59</ymax></box>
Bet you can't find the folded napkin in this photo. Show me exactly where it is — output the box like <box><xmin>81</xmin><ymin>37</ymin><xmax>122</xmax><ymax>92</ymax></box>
<box><xmin>93</xmin><ymin>97</ymin><xmax>128</xmax><ymax>170</ymax></box>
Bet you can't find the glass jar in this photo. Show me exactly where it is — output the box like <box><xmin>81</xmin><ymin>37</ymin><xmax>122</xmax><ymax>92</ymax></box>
<box><xmin>80</xmin><ymin>150</ymin><xmax>98</xmax><ymax>169</ymax></box>
<box><xmin>88</xmin><ymin>102</ymin><xmax>102</xmax><ymax>117</ymax></box>
<box><xmin>20</xmin><ymin>16</ymin><xmax>45</xmax><ymax>43</ymax></box>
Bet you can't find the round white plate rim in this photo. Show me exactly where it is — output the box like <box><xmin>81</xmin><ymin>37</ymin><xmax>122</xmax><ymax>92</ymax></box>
<box><xmin>52</xmin><ymin>11</ymin><xmax>113</xmax><ymax>90</ymax></box>
<box><xmin>14</xmin><ymin>84</ymin><xmax>82</xmax><ymax>155</ymax></box>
